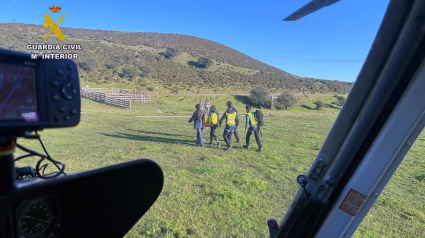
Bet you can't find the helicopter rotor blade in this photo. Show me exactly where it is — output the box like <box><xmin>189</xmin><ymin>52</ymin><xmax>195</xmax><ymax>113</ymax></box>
<box><xmin>284</xmin><ymin>0</ymin><xmax>341</xmax><ymax>21</ymax></box>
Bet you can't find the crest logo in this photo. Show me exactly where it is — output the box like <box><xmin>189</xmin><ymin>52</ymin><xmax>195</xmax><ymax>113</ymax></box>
<box><xmin>43</xmin><ymin>5</ymin><xmax>66</xmax><ymax>41</ymax></box>
<box><xmin>28</xmin><ymin>4</ymin><xmax>82</xmax><ymax>60</ymax></box>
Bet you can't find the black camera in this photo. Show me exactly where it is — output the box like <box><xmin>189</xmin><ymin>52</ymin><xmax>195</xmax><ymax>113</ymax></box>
<box><xmin>0</xmin><ymin>49</ymin><xmax>163</xmax><ymax>238</ymax></box>
<box><xmin>0</xmin><ymin>49</ymin><xmax>80</xmax><ymax>136</ymax></box>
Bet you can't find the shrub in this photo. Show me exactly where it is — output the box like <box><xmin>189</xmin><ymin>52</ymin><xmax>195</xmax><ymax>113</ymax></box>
<box><xmin>77</xmin><ymin>62</ymin><xmax>91</xmax><ymax>71</ymax></box>
<box><xmin>138</xmin><ymin>65</ymin><xmax>152</xmax><ymax>77</ymax></box>
<box><xmin>275</xmin><ymin>105</ymin><xmax>284</xmax><ymax>110</ymax></box>
<box><xmin>250</xmin><ymin>87</ymin><xmax>271</xmax><ymax>108</ymax></box>
<box><xmin>277</xmin><ymin>91</ymin><xmax>298</xmax><ymax>110</ymax></box>
<box><xmin>162</xmin><ymin>47</ymin><xmax>180</xmax><ymax>59</ymax></box>
<box><xmin>120</xmin><ymin>66</ymin><xmax>137</xmax><ymax>79</ymax></box>
<box><xmin>335</xmin><ymin>96</ymin><xmax>345</xmax><ymax>106</ymax></box>
<box><xmin>104</xmin><ymin>76</ymin><xmax>113</xmax><ymax>84</ymax></box>
<box><xmin>314</xmin><ymin>101</ymin><xmax>325</xmax><ymax>110</ymax></box>
<box><xmin>197</xmin><ymin>57</ymin><xmax>213</xmax><ymax>69</ymax></box>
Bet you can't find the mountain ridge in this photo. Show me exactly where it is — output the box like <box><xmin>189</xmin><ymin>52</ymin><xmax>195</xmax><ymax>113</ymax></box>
<box><xmin>0</xmin><ymin>23</ymin><xmax>353</xmax><ymax>94</ymax></box>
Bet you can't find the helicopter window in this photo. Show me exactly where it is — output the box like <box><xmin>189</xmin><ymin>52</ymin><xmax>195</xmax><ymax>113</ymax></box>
<box><xmin>3</xmin><ymin>0</ymin><xmax>424</xmax><ymax>237</ymax></box>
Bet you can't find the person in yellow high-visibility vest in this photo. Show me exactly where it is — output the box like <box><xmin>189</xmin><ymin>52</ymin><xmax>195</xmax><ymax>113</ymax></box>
<box><xmin>231</xmin><ymin>105</ymin><xmax>241</xmax><ymax>143</ymax></box>
<box><xmin>208</xmin><ymin>105</ymin><xmax>220</xmax><ymax>146</ymax></box>
<box><xmin>219</xmin><ymin>101</ymin><xmax>239</xmax><ymax>150</ymax></box>
<box><xmin>243</xmin><ymin>105</ymin><xmax>262</xmax><ymax>152</ymax></box>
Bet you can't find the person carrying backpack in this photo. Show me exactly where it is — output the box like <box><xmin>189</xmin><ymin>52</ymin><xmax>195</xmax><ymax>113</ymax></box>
<box><xmin>219</xmin><ymin>101</ymin><xmax>239</xmax><ymax>150</ymax></box>
<box><xmin>208</xmin><ymin>105</ymin><xmax>220</xmax><ymax>146</ymax></box>
<box><xmin>188</xmin><ymin>104</ymin><xmax>204</xmax><ymax>147</ymax></box>
<box><xmin>243</xmin><ymin>106</ymin><xmax>262</xmax><ymax>152</ymax></box>
<box><xmin>231</xmin><ymin>104</ymin><xmax>241</xmax><ymax>143</ymax></box>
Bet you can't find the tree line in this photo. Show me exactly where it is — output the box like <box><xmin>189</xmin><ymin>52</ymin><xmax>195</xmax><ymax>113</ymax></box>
<box><xmin>249</xmin><ymin>87</ymin><xmax>346</xmax><ymax>110</ymax></box>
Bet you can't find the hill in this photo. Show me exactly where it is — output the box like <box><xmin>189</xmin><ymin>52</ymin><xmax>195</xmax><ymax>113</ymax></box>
<box><xmin>0</xmin><ymin>23</ymin><xmax>353</xmax><ymax>94</ymax></box>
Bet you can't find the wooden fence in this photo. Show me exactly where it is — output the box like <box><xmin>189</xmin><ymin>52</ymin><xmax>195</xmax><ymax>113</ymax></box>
<box><xmin>82</xmin><ymin>88</ymin><xmax>118</xmax><ymax>94</ymax></box>
<box><xmin>83</xmin><ymin>88</ymin><xmax>150</xmax><ymax>103</ymax></box>
<box><xmin>80</xmin><ymin>89</ymin><xmax>131</xmax><ymax>109</ymax></box>
<box><xmin>105</xmin><ymin>93</ymin><xmax>150</xmax><ymax>102</ymax></box>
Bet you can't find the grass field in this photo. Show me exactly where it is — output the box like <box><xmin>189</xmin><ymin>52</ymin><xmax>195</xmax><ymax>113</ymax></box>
<box><xmin>15</xmin><ymin>95</ymin><xmax>425</xmax><ymax>238</ymax></box>
<box><xmin>130</xmin><ymin>94</ymin><xmax>344</xmax><ymax>116</ymax></box>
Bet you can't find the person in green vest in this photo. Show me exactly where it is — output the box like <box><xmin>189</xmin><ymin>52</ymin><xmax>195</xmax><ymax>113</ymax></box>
<box><xmin>243</xmin><ymin>105</ymin><xmax>262</xmax><ymax>152</ymax></box>
<box><xmin>219</xmin><ymin>101</ymin><xmax>239</xmax><ymax>150</ymax></box>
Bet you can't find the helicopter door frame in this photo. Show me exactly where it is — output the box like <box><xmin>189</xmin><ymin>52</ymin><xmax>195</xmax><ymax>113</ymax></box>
<box><xmin>273</xmin><ymin>0</ymin><xmax>423</xmax><ymax>237</ymax></box>
<box><xmin>315</xmin><ymin>0</ymin><xmax>425</xmax><ymax>236</ymax></box>
<box><xmin>315</xmin><ymin>48</ymin><xmax>425</xmax><ymax>238</ymax></box>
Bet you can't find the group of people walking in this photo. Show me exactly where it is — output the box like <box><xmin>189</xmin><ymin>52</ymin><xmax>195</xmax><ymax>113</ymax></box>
<box><xmin>188</xmin><ymin>99</ymin><xmax>262</xmax><ymax>152</ymax></box>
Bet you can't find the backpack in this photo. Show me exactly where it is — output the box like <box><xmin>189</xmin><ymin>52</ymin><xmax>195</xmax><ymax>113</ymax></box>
<box><xmin>203</xmin><ymin>113</ymin><xmax>211</xmax><ymax>127</ymax></box>
<box><xmin>210</xmin><ymin>112</ymin><xmax>218</xmax><ymax>125</ymax></box>
<box><xmin>254</xmin><ymin>110</ymin><xmax>264</xmax><ymax>127</ymax></box>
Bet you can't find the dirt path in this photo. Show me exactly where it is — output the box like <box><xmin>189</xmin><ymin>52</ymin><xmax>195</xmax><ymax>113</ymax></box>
<box><xmin>269</xmin><ymin>113</ymin><xmax>332</xmax><ymax>116</ymax></box>
<box><xmin>135</xmin><ymin>113</ymin><xmax>333</xmax><ymax>118</ymax></box>
<box><xmin>148</xmin><ymin>93</ymin><xmax>336</xmax><ymax>96</ymax></box>
<box><xmin>148</xmin><ymin>94</ymin><xmax>250</xmax><ymax>96</ymax></box>
<box><xmin>135</xmin><ymin>116</ymin><xmax>190</xmax><ymax>118</ymax></box>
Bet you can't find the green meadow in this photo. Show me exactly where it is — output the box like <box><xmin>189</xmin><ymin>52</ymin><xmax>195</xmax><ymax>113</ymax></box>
<box><xmin>15</xmin><ymin>95</ymin><xmax>425</xmax><ymax>237</ymax></box>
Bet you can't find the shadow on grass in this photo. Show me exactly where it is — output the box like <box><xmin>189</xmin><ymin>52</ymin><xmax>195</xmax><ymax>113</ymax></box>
<box><xmin>100</xmin><ymin>132</ymin><xmax>194</xmax><ymax>145</ymax></box>
<box><xmin>326</xmin><ymin>104</ymin><xmax>340</xmax><ymax>109</ymax></box>
<box><xmin>188</xmin><ymin>61</ymin><xmax>206</xmax><ymax>68</ymax></box>
<box><xmin>128</xmin><ymin>129</ymin><xmax>185</xmax><ymax>137</ymax></box>
<box><xmin>301</xmin><ymin>104</ymin><xmax>314</xmax><ymax>110</ymax></box>
<box><xmin>234</xmin><ymin>95</ymin><xmax>251</xmax><ymax>105</ymax></box>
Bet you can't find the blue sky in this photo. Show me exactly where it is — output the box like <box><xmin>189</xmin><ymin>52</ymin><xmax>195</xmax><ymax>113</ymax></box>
<box><xmin>1</xmin><ymin>0</ymin><xmax>390</xmax><ymax>82</ymax></box>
